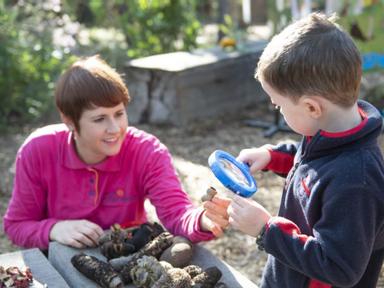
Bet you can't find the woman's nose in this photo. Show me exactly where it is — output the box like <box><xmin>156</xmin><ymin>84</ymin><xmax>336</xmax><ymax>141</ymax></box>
<box><xmin>107</xmin><ymin>119</ymin><xmax>120</xmax><ymax>133</ymax></box>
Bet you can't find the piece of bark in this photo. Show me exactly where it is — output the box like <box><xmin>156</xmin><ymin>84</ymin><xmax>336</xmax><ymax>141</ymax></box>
<box><xmin>129</xmin><ymin>222</ymin><xmax>165</xmax><ymax>251</ymax></box>
<box><xmin>109</xmin><ymin>255</ymin><xmax>135</xmax><ymax>272</ymax></box>
<box><xmin>99</xmin><ymin>224</ymin><xmax>136</xmax><ymax>260</ymax></box>
<box><xmin>128</xmin><ymin>255</ymin><xmax>193</xmax><ymax>288</ymax></box>
<box><xmin>140</xmin><ymin>232</ymin><xmax>174</xmax><ymax>259</ymax></box>
<box><xmin>201</xmin><ymin>187</ymin><xmax>218</xmax><ymax>202</ymax></box>
<box><xmin>71</xmin><ymin>253</ymin><xmax>123</xmax><ymax>288</ymax></box>
<box><xmin>99</xmin><ymin>222</ymin><xmax>165</xmax><ymax>260</ymax></box>
<box><xmin>152</xmin><ymin>267</ymin><xmax>192</xmax><ymax>288</ymax></box>
<box><xmin>117</xmin><ymin>232</ymin><xmax>174</xmax><ymax>284</ymax></box>
<box><xmin>129</xmin><ymin>255</ymin><xmax>166</xmax><ymax>287</ymax></box>
<box><xmin>192</xmin><ymin>267</ymin><xmax>222</xmax><ymax>288</ymax></box>
<box><xmin>183</xmin><ymin>265</ymin><xmax>203</xmax><ymax>278</ymax></box>
<box><xmin>98</xmin><ymin>224</ymin><xmax>127</xmax><ymax>246</ymax></box>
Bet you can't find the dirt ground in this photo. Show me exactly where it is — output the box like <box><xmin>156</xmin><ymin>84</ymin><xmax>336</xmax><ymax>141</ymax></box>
<box><xmin>0</xmin><ymin>104</ymin><xmax>383</xmax><ymax>286</ymax></box>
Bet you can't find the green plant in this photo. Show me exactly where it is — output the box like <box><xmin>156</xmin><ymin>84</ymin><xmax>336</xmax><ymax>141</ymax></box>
<box><xmin>337</xmin><ymin>1</ymin><xmax>384</xmax><ymax>54</ymax></box>
<box><xmin>266</xmin><ymin>0</ymin><xmax>292</xmax><ymax>37</ymax></box>
<box><xmin>111</xmin><ymin>0</ymin><xmax>201</xmax><ymax>58</ymax></box>
<box><xmin>0</xmin><ymin>0</ymin><xmax>76</xmax><ymax>131</ymax></box>
<box><xmin>75</xmin><ymin>27</ymin><xmax>128</xmax><ymax>70</ymax></box>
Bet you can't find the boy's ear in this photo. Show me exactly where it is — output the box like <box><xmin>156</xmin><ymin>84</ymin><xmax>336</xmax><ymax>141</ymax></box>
<box><xmin>301</xmin><ymin>97</ymin><xmax>323</xmax><ymax>119</ymax></box>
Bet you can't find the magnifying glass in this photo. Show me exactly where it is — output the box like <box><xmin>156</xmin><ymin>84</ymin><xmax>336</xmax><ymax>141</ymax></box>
<box><xmin>208</xmin><ymin>150</ymin><xmax>257</xmax><ymax>198</ymax></box>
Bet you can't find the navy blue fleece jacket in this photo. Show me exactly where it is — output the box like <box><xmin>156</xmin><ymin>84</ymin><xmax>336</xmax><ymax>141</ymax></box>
<box><xmin>260</xmin><ymin>101</ymin><xmax>384</xmax><ymax>288</ymax></box>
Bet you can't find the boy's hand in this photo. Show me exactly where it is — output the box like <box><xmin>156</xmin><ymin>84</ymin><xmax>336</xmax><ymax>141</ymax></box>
<box><xmin>49</xmin><ymin>219</ymin><xmax>104</xmax><ymax>248</ymax></box>
<box><xmin>237</xmin><ymin>145</ymin><xmax>272</xmax><ymax>173</ymax></box>
<box><xmin>228</xmin><ymin>193</ymin><xmax>271</xmax><ymax>237</ymax></box>
<box><xmin>201</xmin><ymin>195</ymin><xmax>231</xmax><ymax>237</ymax></box>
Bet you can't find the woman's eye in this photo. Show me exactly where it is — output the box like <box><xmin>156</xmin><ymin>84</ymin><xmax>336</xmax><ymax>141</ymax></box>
<box><xmin>94</xmin><ymin>118</ymin><xmax>104</xmax><ymax>123</ymax></box>
<box><xmin>274</xmin><ymin>105</ymin><xmax>280</xmax><ymax>110</ymax></box>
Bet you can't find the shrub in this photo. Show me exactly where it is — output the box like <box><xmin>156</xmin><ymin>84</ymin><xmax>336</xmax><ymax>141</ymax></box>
<box><xmin>96</xmin><ymin>0</ymin><xmax>201</xmax><ymax>58</ymax></box>
<box><xmin>0</xmin><ymin>0</ymin><xmax>76</xmax><ymax>131</ymax></box>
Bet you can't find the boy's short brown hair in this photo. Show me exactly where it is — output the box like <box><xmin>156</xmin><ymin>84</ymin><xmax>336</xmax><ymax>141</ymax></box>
<box><xmin>256</xmin><ymin>13</ymin><xmax>361</xmax><ymax>107</ymax></box>
<box><xmin>55</xmin><ymin>55</ymin><xmax>130</xmax><ymax>130</ymax></box>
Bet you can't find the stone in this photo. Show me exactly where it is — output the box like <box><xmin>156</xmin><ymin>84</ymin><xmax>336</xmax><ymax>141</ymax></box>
<box><xmin>126</xmin><ymin>80</ymin><xmax>149</xmax><ymax>124</ymax></box>
<box><xmin>159</xmin><ymin>241</ymin><xmax>193</xmax><ymax>268</ymax></box>
<box><xmin>124</xmin><ymin>41</ymin><xmax>268</xmax><ymax>125</ymax></box>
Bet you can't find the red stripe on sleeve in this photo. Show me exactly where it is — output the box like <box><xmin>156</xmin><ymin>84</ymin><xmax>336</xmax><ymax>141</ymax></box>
<box><xmin>308</xmin><ymin>278</ymin><xmax>331</xmax><ymax>288</ymax></box>
<box><xmin>268</xmin><ymin>218</ymin><xmax>330</xmax><ymax>288</ymax></box>
<box><xmin>265</xmin><ymin>150</ymin><xmax>294</xmax><ymax>174</ymax></box>
<box><xmin>301</xmin><ymin>176</ymin><xmax>311</xmax><ymax>196</ymax></box>
<box><xmin>269</xmin><ymin>217</ymin><xmax>310</xmax><ymax>244</ymax></box>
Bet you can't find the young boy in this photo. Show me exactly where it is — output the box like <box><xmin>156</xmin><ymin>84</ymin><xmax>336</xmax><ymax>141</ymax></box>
<box><xmin>206</xmin><ymin>13</ymin><xmax>384</xmax><ymax>287</ymax></box>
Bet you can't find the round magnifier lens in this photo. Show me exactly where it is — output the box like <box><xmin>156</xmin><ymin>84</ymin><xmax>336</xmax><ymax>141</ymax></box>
<box><xmin>208</xmin><ymin>150</ymin><xmax>257</xmax><ymax>198</ymax></box>
<box><xmin>219</xmin><ymin>159</ymin><xmax>251</xmax><ymax>187</ymax></box>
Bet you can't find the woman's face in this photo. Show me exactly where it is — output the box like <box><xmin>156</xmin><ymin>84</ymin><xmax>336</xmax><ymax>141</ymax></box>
<box><xmin>73</xmin><ymin>103</ymin><xmax>128</xmax><ymax>164</ymax></box>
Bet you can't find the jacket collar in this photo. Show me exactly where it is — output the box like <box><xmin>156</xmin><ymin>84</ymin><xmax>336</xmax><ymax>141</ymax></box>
<box><xmin>299</xmin><ymin>100</ymin><xmax>382</xmax><ymax>160</ymax></box>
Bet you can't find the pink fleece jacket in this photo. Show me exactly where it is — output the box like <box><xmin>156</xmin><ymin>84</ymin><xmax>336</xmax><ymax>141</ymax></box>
<box><xmin>4</xmin><ymin>124</ymin><xmax>213</xmax><ymax>249</ymax></box>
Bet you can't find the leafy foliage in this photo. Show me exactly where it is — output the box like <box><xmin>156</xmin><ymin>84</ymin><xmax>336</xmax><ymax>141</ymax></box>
<box><xmin>0</xmin><ymin>0</ymin><xmax>205</xmax><ymax>130</ymax></box>
<box><xmin>104</xmin><ymin>0</ymin><xmax>201</xmax><ymax>58</ymax></box>
<box><xmin>0</xmin><ymin>0</ymin><xmax>76</xmax><ymax>131</ymax></box>
<box><xmin>75</xmin><ymin>27</ymin><xmax>128</xmax><ymax>70</ymax></box>
<box><xmin>337</xmin><ymin>1</ymin><xmax>384</xmax><ymax>54</ymax></box>
<box><xmin>266</xmin><ymin>0</ymin><xmax>292</xmax><ymax>36</ymax></box>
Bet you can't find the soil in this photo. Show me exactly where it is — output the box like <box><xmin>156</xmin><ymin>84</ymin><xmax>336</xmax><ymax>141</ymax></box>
<box><xmin>0</xmin><ymin>104</ymin><xmax>383</xmax><ymax>286</ymax></box>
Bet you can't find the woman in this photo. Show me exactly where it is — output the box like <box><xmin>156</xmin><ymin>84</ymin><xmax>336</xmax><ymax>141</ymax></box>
<box><xmin>4</xmin><ymin>56</ymin><xmax>229</xmax><ymax>249</ymax></box>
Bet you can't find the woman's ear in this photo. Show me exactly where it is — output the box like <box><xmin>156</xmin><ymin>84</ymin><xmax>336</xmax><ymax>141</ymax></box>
<box><xmin>301</xmin><ymin>97</ymin><xmax>323</xmax><ymax>119</ymax></box>
<box><xmin>60</xmin><ymin>113</ymin><xmax>75</xmax><ymax>132</ymax></box>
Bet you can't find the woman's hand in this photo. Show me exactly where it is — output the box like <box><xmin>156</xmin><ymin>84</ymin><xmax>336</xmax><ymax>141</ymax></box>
<box><xmin>49</xmin><ymin>220</ymin><xmax>104</xmax><ymax>248</ymax></box>
<box><xmin>237</xmin><ymin>145</ymin><xmax>273</xmax><ymax>173</ymax></box>
<box><xmin>201</xmin><ymin>195</ymin><xmax>231</xmax><ymax>237</ymax></box>
<box><xmin>228</xmin><ymin>193</ymin><xmax>271</xmax><ymax>237</ymax></box>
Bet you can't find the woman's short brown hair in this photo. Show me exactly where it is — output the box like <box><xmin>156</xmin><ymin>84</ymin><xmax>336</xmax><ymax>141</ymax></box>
<box><xmin>255</xmin><ymin>13</ymin><xmax>362</xmax><ymax>107</ymax></box>
<box><xmin>55</xmin><ymin>55</ymin><xmax>130</xmax><ymax>130</ymax></box>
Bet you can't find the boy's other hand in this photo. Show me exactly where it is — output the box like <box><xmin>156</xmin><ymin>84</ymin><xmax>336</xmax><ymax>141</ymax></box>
<box><xmin>228</xmin><ymin>193</ymin><xmax>271</xmax><ymax>237</ymax></box>
<box><xmin>237</xmin><ymin>145</ymin><xmax>272</xmax><ymax>173</ymax></box>
<box><xmin>49</xmin><ymin>219</ymin><xmax>104</xmax><ymax>248</ymax></box>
